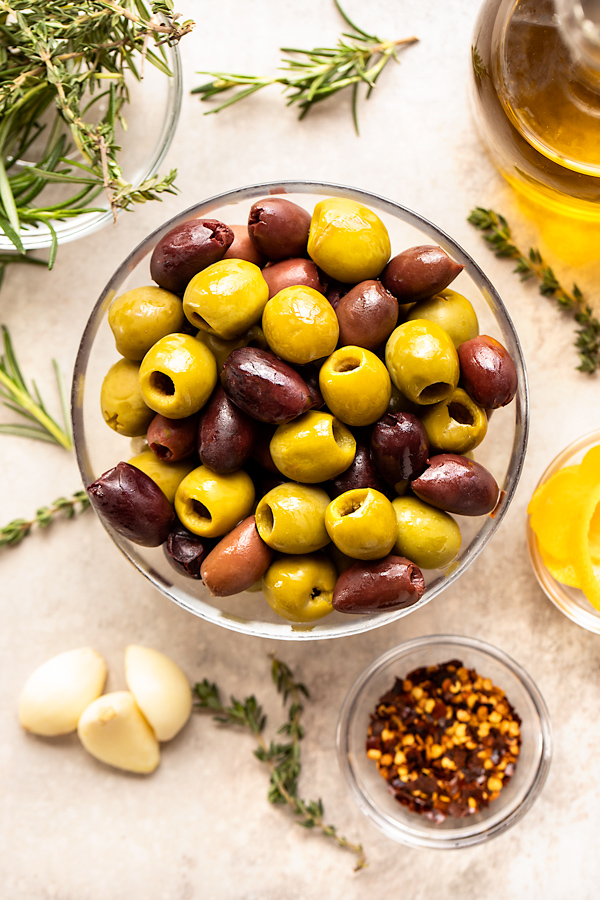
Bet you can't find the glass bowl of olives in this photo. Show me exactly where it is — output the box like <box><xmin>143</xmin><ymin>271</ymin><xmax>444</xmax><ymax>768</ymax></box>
<box><xmin>72</xmin><ymin>181</ymin><xmax>529</xmax><ymax>640</ymax></box>
<box><xmin>336</xmin><ymin>635</ymin><xmax>552</xmax><ymax>848</ymax></box>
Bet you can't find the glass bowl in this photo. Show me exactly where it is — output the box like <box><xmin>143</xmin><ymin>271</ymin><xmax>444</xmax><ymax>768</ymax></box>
<box><xmin>0</xmin><ymin>44</ymin><xmax>181</xmax><ymax>253</ymax></box>
<box><xmin>527</xmin><ymin>428</ymin><xmax>600</xmax><ymax>633</ymax></box>
<box><xmin>72</xmin><ymin>181</ymin><xmax>529</xmax><ymax>640</ymax></box>
<box><xmin>337</xmin><ymin>634</ymin><xmax>552</xmax><ymax>849</ymax></box>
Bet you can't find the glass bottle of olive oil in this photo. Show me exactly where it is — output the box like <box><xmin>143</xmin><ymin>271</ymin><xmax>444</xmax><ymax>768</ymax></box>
<box><xmin>471</xmin><ymin>0</ymin><xmax>600</xmax><ymax>257</ymax></box>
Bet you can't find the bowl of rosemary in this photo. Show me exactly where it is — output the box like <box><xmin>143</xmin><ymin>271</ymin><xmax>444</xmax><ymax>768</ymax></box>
<box><xmin>0</xmin><ymin>0</ymin><xmax>193</xmax><ymax>265</ymax></box>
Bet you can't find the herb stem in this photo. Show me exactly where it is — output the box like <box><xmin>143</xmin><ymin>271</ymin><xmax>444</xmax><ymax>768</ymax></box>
<box><xmin>0</xmin><ymin>490</ymin><xmax>90</xmax><ymax>548</ymax></box>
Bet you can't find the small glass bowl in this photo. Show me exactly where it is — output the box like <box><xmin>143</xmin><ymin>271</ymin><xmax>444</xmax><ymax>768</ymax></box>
<box><xmin>337</xmin><ymin>635</ymin><xmax>551</xmax><ymax>849</ymax></box>
<box><xmin>0</xmin><ymin>45</ymin><xmax>181</xmax><ymax>252</ymax></box>
<box><xmin>527</xmin><ymin>428</ymin><xmax>600</xmax><ymax>633</ymax></box>
<box><xmin>72</xmin><ymin>181</ymin><xmax>529</xmax><ymax>641</ymax></box>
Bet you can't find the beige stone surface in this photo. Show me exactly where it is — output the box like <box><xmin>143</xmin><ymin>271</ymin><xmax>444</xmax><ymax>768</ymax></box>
<box><xmin>2</xmin><ymin>1</ymin><xmax>600</xmax><ymax>897</ymax></box>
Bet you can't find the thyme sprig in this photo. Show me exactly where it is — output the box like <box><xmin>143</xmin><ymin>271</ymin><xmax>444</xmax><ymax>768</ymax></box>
<box><xmin>193</xmin><ymin>657</ymin><xmax>367</xmax><ymax>871</ymax></box>
<box><xmin>192</xmin><ymin>0</ymin><xmax>417</xmax><ymax>134</ymax></box>
<box><xmin>0</xmin><ymin>0</ymin><xmax>194</xmax><ymax>263</ymax></box>
<box><xmin>0</xmin><ymin>325</ymin><xmax>72</xmax><ymax>448</ymax></box>
<box><xmin>468</xmin><ymin>207</ymin><xmax>600</xmax><ymax>374</ymax></box>
<box><xmin>0</xmin><ymin>489</ymin><xmax>90</xmax><ymax>548</ymax></box>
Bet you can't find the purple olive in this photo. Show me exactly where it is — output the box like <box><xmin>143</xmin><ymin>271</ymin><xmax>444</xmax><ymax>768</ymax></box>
<box><xmin>221</xmin><ymin>347</ymin><xmax>316</xmax><ymax>424</ymax></box>
<box><xmin>223</xmin><ymin>225</ymin><xmax>266</xmax><ymax>266</ymax></box>
<box><xmin>411</xmin><ymin>453</ymin><xmax>500</xmax><ymax>516</ymax></box>
<box><xmin>381</xmin><ymin>246</ymin><xmax>464</xmax><ymax>304</ymax></box>
<box><xmin>370</xmin><ymin>412</ymin><xmax>429</xmax><ymax>492</ymax></box>
<box><xmin>198</xmin><ymin>386</ymin><xmax>258</xmax><ymax>473</ymax></box>
<box><xmin>147</xmin><ymin>413</ymin><xmax>199</xmax><ymax>462</ymax></box>
<box><xmin>330</xmin><ymin>438</ymin><xmax>388</xmax><ymax>497</ymax></box>
<box><xmin>458</xmin><ymin>335</ymin><xmax>518</xmax><ymax>409</ymax></box>
<box><xmin>248</xmin><ymin>198</ymin><xmax>311</xmax><ymax>260</ymax></box>
<box><xmin>326</xmin><ymin>280</ymin><xmax>352</xmax><ymax>310</ymax></box>
<box><xmin>87</xmin><ymin>461</ymin><xmax>175</xmax><ymax>546</ymax></box>
<box><xmin>150</xmin><ymin>219</ymin><xmax>234</xmax><ymax>295</ymax></box>
<box><xmin>332</xmin><ymin>555</ymin><xmax>425</xmax><ymax>614</ymax></box>
<box><xmin>164</xmin><ymin>525</ymin><xmax>215</xmax><ymax>579</ymax></box>
<box><xmin>335</xmin><ymin>280</ymin><xmax>398</xmax><ymax>350</ymax></box>
<box><xmin>262</xmin><ymin>258</ymin><xmax>325</xmax><ymax>299</ymax></box>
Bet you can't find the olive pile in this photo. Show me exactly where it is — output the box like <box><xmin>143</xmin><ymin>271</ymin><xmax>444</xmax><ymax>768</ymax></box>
<box><xmin>89</xmin><ymin>196</ymin><xmax>518</xmax><ymax>623</ymax></box>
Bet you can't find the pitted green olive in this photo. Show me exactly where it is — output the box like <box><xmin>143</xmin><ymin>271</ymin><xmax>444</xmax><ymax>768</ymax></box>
<box><xmin>183</xmin><ymin>258</ymin><xmax>269</xmax><ymax>339</ymax></box>
<box><xmin>262</xmin><ymin>553</ymin><xmax>336</xmax><ymax>622</ymax></box>
<box><xmin>419</xmin><ymin>387</ymin><xmax>488</xmax><ymax>454</ymax></box>
<box><xmin>108</xmin><ymin>286</ymin><xmax>186</xmax><ymax>361</ymax></box>
<box><xmin>392</xmin><ymin>496</ymin><xmax>461</xmax><ymax>569</ymax></box>
<box><xmin>319</xmin><ymin>346</ymin><xmax>391</xmax><ymax>426</ymax></box>
<box><xmin>195</xmin><ymin>324</ymin><xmax>267</xmax><ymax>372</ymax></box>
<box><xmin>385</xmin><ymin>319</ymin><xmax>459</xmax><ymax>405</ymax></box>
<box><xmin>128</xmin><ymin>450</ymin><xmax>195</xmax><ymax>504</ymax></box>
<box><xmin>174</xmin><ymin>465</ymin><xmax>255</xmax><ymax>538</ymax></box>
<box><xmin>325</xmin><ymin>488</ymin><xmax>397</xmax><ymax>560</ymax></box>
<box><xmin>262</xmin><ymin>286</ymin><xmax>338</xmax><ymax>364</ymax></box>
<box><xmin>139</xmin><ymin>333</ymin><xmax>217</xmax><ymax>419</ymax></box>
<box><xmin>307</xmin><ymin>198</ymin><xmax>391</xmax><ymax>283</ymax></box>
<box><xmin>405</xmin><ymin>289</ymin><xmax>479</xmax><ymax>348</ymax></box>
<box><xmin>270</xmin><ymin>411</ymin><xmax>356</xmax><ymax>483</ymax></box>
<box><xmin>101</xmin><ymin>358</ymin><xmax>154</xmax><ymax>437</ymax></box>
<box><xmin>255</xmin><ymin>483</ymin><xmax>330</xmax><ymax>554</ymax></box>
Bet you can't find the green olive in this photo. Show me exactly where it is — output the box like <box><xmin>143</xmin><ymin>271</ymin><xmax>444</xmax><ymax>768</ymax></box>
<box><xmin>183</xmin><ymin>258</ymin><xmax>269</xmax><ymax>339</ymax></box>
<box><xmin>307</xmin><ymin>198</ymin><xmax>391</xmax><ymax>283</ymax></box>
<box><xmin>325</xmin><ymin>488</ymin><xmax>397</xmax><ymax>560</ymax></box>
<box><xmin>101</xmin><ymin>358</ymin><xmax>154</xmax><ymax>437</ymax></box>
<box><xmin>139</xmin><ymin>333</ymin><xmax>217</xmax><ymax>418</ymax></box>
<box><xmin>174</xmin><ymin>465</ymin><xmax>255</xmax><ymax>538</ymax></box>
<box><xmin>270</xmin><ymin>411</ymin><xmax>356</xmax><ymax>483</ymax></box>
<box><xmin>385</xmin><ymin>319</ymin><xmax>459</xmax><ymax>405</ymax></box>
<box><xmin>255</xmin><ymin>483</ymin><xmax>330</xmax><ymax>553</ymax></box>
<box><xmin>127</xmin><ymin>450</ymin><xmax>196</xmax><ymax>504</ymax></box>
<box><xmin>392</xmin><ymin>496</ymin><xmax>461</xmax><ymax>569</ymax></box>
<box><xmin>419</xmin><ymin>387</ymin><xmax>488</xmax><ymax>453</ymax></box>
<box><xmin>262</xmin><ymin>286</ymin><xmax>338</xmax><ymax>364</ymax></box>
<box><xmin>319</xmin><ymin>346</ymin><xmax>391</xmax><ymax>426</ymax></box>
<box><xmin>108</xmin><ymin>286</ymin><xmax>186</xmax><ymax>361</ymax></box>
<box><xmin>262</xmin><ymin>553</ymin><xmax>336</xmax><ymax>622</ymax></box>
<box><xmin>405</xmin><ymin>289</ymin><xmax>479</xmax><ymax>348</ymax></box>
<box><xmin>194</xmin><ymin>324</ymin><xmax>267</xmax><ymax>372</ymax></box>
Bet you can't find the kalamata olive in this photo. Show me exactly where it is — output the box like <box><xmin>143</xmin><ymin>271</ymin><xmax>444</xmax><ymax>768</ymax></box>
<box><xmin>458</xmin><ymin>335</ymin><xmax>518</xmax><ymax>409</ymax></box>
<box><xmin>223</xmin><ymin>225</ymin><xmax>266</xmax><ymax>266</ymax></box>
<box><xmin>87</xmin><ymin>461</ymin><xmax>175</xmax><ymax>546</ymax></box>
<box><xmin>411</xmin><ymin>453</ymin><xmax>500</xmax><ymax>516</ymax></box>
<box><xmin>326</xmin><ymin>280</ymin><xmax>351</xmax><ymax>310</ymax></box>
<box><xmin>298</xmin><ymin>364</ymin><xmax>325</xmax><ymax>410</ymax></box>
<box><xmin>332</xmin><ymin>555</ymin><xmax>425</xmax><ymax>613</ymax></box>
<box><xmin>262</xmin><ymin>258</ymin><xmax>325</xmax><ymax>299</ymax></box>
<box><xmin>147</xmin><ymin>413</ymin><xmax>199</xmax><ymax>462</ymax></box>
<box><xmin>335</xmin><ymin>280</ymin><xmax>398</xmax><ymax>350</ymax></box>
<box><xmin>150</xmin><ymin>219</ymin><xmax>234</xmax><ymax>295</ymax></box>
<box><xmin>201</xmin><ymin>516</ymin><xmax>274</xmax><ymax>596</ymax></box>
<box><xmin>198</xmin><ymin>386</ymin><xmax>258</xmax><ymax>473</ymax></box>
<box><xmin>250</xmin><ymin>425</ymin><xmax>280</xmax><ymax>473</ymax></box>
<box><xmin>330</xmin><ymin>438</ymin><xmax>388</xmax><ymax>497</ymax></box>
<box><xmin>248</xmin><ymin>198</ymin><xmax>311</xmax><ymax>261</ymax></box>
<box><xmin>370</xmin><ymin>412</ymin><xmax>429</xmax><ymax>492</ymax></box>
<box><xmin>164</xmin><ymin>525</ymin><xmax>215</xmax><ymax>579</ymax></box>
<box><xmin>381</xmin><ymin>246</ymin><xmax>464</xmax><ymax>304</ymax></box>
<box><xmin>221</xmin><ymin>347</ymin><xmax>316</xmax><ymax>424</ymax></box>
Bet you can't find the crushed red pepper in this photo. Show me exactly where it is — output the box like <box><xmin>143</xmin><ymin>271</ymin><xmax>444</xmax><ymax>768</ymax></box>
<box><xmin>366</xmin><ymin>659</ymin><xmax>522</xmax><ymax>822</ymax></box>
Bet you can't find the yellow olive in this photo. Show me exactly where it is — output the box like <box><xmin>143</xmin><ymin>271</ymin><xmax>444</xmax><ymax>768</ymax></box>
<box><xmin>255</xmin><ymin>483</ymin><xmax>330</xmax><ymax>553</ymax></box>
<box><xmin>385</xmin><ymin>319</ymin><xmax>459</xmax><ymax>405</ymax></box>
<box><xmin>183</xmin><ymin>259</ymin><xmax>269</xmax><ymax>339</ymax></box>
<box><xmin>392</xmin><ymin>496</ymin><xmax>461</xmax><ymax>569</ymax></box>
<box><xmin>325</xmin><ymin>488</ymin><xmax>397</xmax><ymax>560</ymax></box>
<box><xmin>307</xmin><ymin>198</ymin><xmax>391</xmax><ymax>283</ymax></box>
<box><xmin>108</xmin><ymin>286</ymin><xmax>186</xmax><ymax>361</ymax></box>
<box><xmin>262</xmin><ymin>553</ymin><xmax>336</xmax><ymax>622</ymax></box>
<box><xmin>419</xmin><ymin>387</ymin><xmax>488</xmax><ymax>454</ymax></box>
<box><xmin>262</xmin><ymin>286</ymin><xmax>339</xmax><ymax>364</ymax></box>
<box><xmin>128</xmin><ymin>450</ymin><xmax>196</xmax><ymax>504</ymax></box>
<box><xmin>174</xmin><ymin>465</ymin><xmax>255</xmax><ymax>538</ymax></box>
<box><xmin>139</xmin><ymin>333</ymin><xmax>217</xmax><ymax>419</ymax></box>
<box><xmin>319</xmin><ymin>346</ymin><xmax>391</xmax><ymax>426</ymax></box>
<box><xmin>270</xmin><ymin>411</ymin><xmax>356</xmax><ymax>483</ymax></box>
<box><xmin>101</xmin><ymin>358</ymin><xmax>154</xmax><ymax>437</ymax></box>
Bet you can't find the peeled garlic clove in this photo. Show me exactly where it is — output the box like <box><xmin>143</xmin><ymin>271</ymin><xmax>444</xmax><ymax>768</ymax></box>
<box><xmin>78</xmin><ymin>691</ymin><xmax>160</xmax><ymax>774</ymax></box>
<box><xmin>18</xmin><ymin>647</ymin><xmax>107</xmax><ymax>736</ymax></box>
<box><xmin>124</xmin><ymin>645</ymin><xmax>192</xmax><ymax>742</ymax></box>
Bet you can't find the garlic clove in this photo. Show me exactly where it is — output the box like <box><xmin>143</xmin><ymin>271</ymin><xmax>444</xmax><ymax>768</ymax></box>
<box><xmin>124</xmin><ymin>645</ymin><xmax>192</xmax><ymax>742</ymax></box>
<box><xmin>18</xmin><ymin>647</ymin><xmax>107</xmax><ymax>736</ymax></box>
<box><xmin>77</xmin><ymin>691</ymin><xmax>160</xmax><ymax>774</ymax></box>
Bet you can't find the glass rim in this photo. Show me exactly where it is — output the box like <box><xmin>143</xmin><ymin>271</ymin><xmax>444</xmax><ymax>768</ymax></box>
<box><xmin>72</xmin><ymin>181</ymin><xmax>530</xmax><ymax>641</ymax></box>
<box><xmin>336</xmin><ymin>633</ymin><xmax>552</xmax><ymax>848</ymax></box>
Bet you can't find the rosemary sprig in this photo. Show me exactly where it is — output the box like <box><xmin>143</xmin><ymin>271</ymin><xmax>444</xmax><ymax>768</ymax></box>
<box><xmin>193</xmin><ymin>656</ymin><xmax>367</xmax><ymax>871</ymax></box>
<box><xmin>468</xmin><ymin>207</ymin><xmax>600</xmax><ymax>374</ymax></box>
<box><xmin>0</xmin><ymin>324</ymin><xmax>72</xmax><ymax>448</ymax></box>
<box><xmin>192</xmin><ymin>0</ymin><xmax>417</xmax><ymax>134</ymax></box>
<box><xmin>0</xmin><ymin>489</ymin><xmax>90</xmax><ymax>548</ymax></box>
<box><xmin>0</xmin><ymin>0</ymin><xmax>194</xmax><ymax>263</ymax></box>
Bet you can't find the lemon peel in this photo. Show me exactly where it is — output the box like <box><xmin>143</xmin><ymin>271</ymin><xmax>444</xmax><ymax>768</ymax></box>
<box><xmin>572</xmin><ymin>482</ymin><xmax>600</xmax><ymax>611</ymax></box>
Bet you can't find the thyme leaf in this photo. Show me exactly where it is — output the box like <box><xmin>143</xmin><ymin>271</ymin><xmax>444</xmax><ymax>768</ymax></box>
<box><xmin>0</xmin><ymin>489</ymin><xmax>90</xmax><ymax>548</ymax></box>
